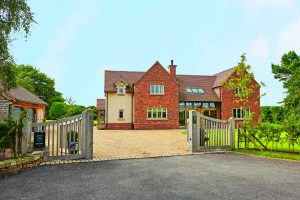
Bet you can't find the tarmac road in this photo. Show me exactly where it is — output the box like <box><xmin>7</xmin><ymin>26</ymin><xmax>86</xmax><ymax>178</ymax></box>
<box><xmin>1</xmin><ymin>153</ymin><xmax>300</xmax><ymax>200</ymax></box>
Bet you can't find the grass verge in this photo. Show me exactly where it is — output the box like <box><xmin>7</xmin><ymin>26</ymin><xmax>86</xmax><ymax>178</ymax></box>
<box><xmin>235</xmin><ymin>149</ymin><xmax>300</xmax><ymax>161</ymax></box>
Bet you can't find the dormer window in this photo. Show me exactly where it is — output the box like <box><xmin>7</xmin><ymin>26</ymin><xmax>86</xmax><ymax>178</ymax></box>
<box><xmin>118</xmin><ymin>85</ymin><xmax>125</xmax><ymax>94</ymax></box>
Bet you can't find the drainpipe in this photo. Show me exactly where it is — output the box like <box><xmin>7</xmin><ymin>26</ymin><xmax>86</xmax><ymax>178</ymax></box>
<box><xmin>106</xmin><ymin>92</ymin><xmax>108</xmax><ymax>129</ymax></box>
<box><xmin>131</xmin><ymin>92</ymin><xmax>134</xmax><ymax>129</ymax></box>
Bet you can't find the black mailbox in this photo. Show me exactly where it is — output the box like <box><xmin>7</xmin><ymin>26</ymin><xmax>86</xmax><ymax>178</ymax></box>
<box><xmin>34</xmin><ymin>131</ymin><xmax>45</xmax><ymax>148</ymax></box>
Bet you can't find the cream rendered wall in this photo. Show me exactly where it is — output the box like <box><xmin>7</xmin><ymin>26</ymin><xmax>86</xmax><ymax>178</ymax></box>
<box><xmin>107</xmin><ymin>92</ymin><xmax>133</xmax><ymax>123</ymax></box>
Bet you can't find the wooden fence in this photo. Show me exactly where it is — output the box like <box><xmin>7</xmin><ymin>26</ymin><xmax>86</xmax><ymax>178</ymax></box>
<box><xmin>21</xmin><ymin>110</ymin><xmax>93</xmax><ymax>161</ymax></box>
<box><xmin>187</xmin><ymin>110</ymin><xmax>235</xmax><ymax>152</ymax></box>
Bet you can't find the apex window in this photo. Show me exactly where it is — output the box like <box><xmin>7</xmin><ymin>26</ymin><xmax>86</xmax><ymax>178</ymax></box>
<box><xmin>150</xmin><ymin>85</ymin><xmax>164</xmax><ymax>94</ymax></box>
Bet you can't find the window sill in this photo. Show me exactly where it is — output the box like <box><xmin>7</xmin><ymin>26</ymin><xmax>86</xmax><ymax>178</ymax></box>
<box><xmin>117</xmin><ymin>93</ymin><xmax>125</xmax><ymax>96</ymax></box>
<box><xmin>149</xmin><ymin>93</ymin><xmax>165</xmax><ymax>96</ymax></box>
<box><xmin>118</xmin><ymin>118</ymin><xmax>125</xmax><ymax>121</ymax></box>
<box><xmin>147</xmin><ymin>118</ymin><xmax>168</xmax><ymax>121</ymax></box>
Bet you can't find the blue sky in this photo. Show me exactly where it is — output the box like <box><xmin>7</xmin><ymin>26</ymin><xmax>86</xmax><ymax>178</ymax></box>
<box><xmin>11</xmin><ymin>0</ymin><xmax>300</xmax><ymax>106</ymax></box>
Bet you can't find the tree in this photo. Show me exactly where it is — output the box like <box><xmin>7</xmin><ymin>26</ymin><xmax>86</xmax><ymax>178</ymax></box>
<box><xmin>222</xmin><ymin>53</ymin><xmax>265</xmax><ymax>149</ymax></box>
<box><xmin>15</xmin><ymin>64</ymin><xmax>62</xmax><ymax>103</ymax></box>
<box><xmin>49</xmin><ymin>102</ymin><xmax>68</xmax><ymax>120</ymax></box>
<box><xmin>0</xmin><ymin>0</ymin><xmax>35</xmax><ymax>90</ymax></box>
<box><xmin>272</xmin><ymin>51</ymin><xmax>300</xmax><ymax>147</ymax></box>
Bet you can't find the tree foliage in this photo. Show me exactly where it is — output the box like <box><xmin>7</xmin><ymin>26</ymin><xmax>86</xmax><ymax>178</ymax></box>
<box><xmin>15</xmin><ymin>64</ymin><xmax>62</xmax><ymax>103</ymax></box>
<box><xmin>272</xmin><ymin>51</ymin><xmax>300</xmax><ymax>140</ymax></box>
<box><xmin>49</xmin><ymin>102</ymin><xmax>68</xmax><ymax>120</ymax></box>
<box><xmin>260</xmin><ymin>106</ymin><xmax>284</xmax><ymax>124</ymax></box>
<box><xmin>0</xmin><ymin>0</ymin><xmax>35</xmax><ymax>90</ymax></box>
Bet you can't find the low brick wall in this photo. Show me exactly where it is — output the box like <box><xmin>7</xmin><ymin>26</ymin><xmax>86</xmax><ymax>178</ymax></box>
<box><xmin>0</xmin><ymin>151</ymin><xmax>44</xmax><ymax>177</ymax></box>
<box><xmin>107</xmin><ymin>123</ymin><xmax>132</xmax><ymax>130</ymax></box>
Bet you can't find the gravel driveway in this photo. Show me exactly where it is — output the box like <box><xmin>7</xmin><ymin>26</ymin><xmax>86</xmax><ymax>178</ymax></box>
<box><xmin>93</xmin><ymin>128</ymin><xmax>189</xmax><ymax>159</ymax></box>
<box><xmin>1</xmin><ymin>153</ymin><xmax>300</xmax><ymax>200</ymax></box>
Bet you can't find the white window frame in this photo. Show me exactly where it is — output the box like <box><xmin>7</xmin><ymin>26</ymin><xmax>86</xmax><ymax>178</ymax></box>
<box><xmin>150</xmin><ymin>85</ymin><xmax>164</xmax><ymax>95</ymax></box>
<box><xmin>232</xmin><ymin>108</ymin><xmax>250</xmax><ymax>119</ymax></box>
<box><xmin>147</xmin><ymin>108</ymin><xmax>167</xmax><ymax>119</ymax></box>
<box><xmin>117</xmin><ymin>85</ymin><xmax>125</xmax><ymax>94</ymax></box>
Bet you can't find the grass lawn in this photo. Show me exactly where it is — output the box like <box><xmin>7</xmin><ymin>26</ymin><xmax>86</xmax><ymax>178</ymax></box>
<box><xmin>235</xmin><ymin>149</ymin><xmax>300</xmax><ymax>161</ymax></box>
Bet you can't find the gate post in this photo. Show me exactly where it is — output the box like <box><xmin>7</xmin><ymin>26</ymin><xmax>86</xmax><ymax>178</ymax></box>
<box><xmin>229</xmin><ymin>117</ymin><xmax>235</xmax><ymax>150</ymax></box>
<box><xmin>21</xmin><ymin>118</ymin><xmax>32</xmax><ymax>155</ymax></box>
<box><xmin>82</xmin><ymin>110</ymin><xmax>94</xmax><ymax>159</ymax></box>
<box><xmin>188</xmin><ymin>110</ymin><xmax>200</xmax><ymax>152</ymax></box>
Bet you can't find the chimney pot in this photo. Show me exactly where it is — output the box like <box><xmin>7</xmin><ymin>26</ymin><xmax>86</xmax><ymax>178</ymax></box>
<box><xmin>171</xmin><ymin>60</ymin><xmax>174</xmax><ymax>65</ymax></box>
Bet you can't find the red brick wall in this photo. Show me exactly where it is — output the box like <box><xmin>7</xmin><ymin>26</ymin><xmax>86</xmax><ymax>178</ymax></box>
<box><xmin>107</xmin><ymin>123</ymin><xmax>132</xmax><ymax>130</ymax></box>
<box><xmin>134</xmin><ymin>62</ymin><xmax>179</xmax><ymax>130</ymax></box>
<box><xmin>220</xmin><ymin>79</ymin><xmax>260</xmax><ymax>125</ymax></box>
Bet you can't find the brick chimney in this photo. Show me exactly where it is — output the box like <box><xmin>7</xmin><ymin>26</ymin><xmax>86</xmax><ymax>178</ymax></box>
<box><xmin>168</xmin><ymin>60</ymin><xmax>177</xmax><ymax>79</ymax></box>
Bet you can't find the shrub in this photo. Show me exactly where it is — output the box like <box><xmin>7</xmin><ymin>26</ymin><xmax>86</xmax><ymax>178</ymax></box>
<box><xmin>64</xmin><ymin>105</ymin><xmax>85</xmax><ymax>118</ymax></box>
<box><xmin>49</xmin><ymin>102</ymin><xmax>68</xmax><ymax>119</ymax></box>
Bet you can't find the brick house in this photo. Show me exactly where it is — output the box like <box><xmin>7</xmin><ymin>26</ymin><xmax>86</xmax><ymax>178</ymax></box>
<box><xmin>0</xmin><ymin>84</ymin><xmax>47</xmax><ymax>123</ymax></box>
<box><xmin>102</xmin><ymin>61</ymin><xmax>260</xmax><ymax>130</ymax></box>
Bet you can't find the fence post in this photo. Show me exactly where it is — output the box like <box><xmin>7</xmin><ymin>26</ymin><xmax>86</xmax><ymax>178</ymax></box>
<box><xmin>86</xmin><ymin>110</ymin><xmax>94</xmax><ymax>159</ymax></box>
<box><xmin>21</xmin><ymin>118</ymin><xmax>32</xmax><ymax>155</ymax></box>
<box><xmin>229</xmin><ymin>117</ymin><xmax>235</xmax><ymax>150</ymax></box>
<box><xmin>188</xmin><ymin>110</ymin><xmax>200</xmax><ymax>152</ymax></box>
<box><xmin>82</xmin><ymin>110</ymin><xmax>93</xmax><ymax>159</ymax></box>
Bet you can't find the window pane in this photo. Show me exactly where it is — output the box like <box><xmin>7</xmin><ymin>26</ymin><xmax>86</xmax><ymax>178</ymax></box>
<box><xmin>179</xmin><ymin>102</ymin><xmax>185</xmax><ymax>108</ymax></box>
<box><xmin>197</xmin><ymin>88</ymin><xmax>204</xmax><ymax>93</ymax></box>
<box><xmin>192</xmin><ymin>88</ymin><xmax>198</xmax><ymax>93</ymax></box>
<box><xmin>150</xmin><ymin>85</ymin><xmax>154</xmax><ymax>93</ymax></box>
<box><xmin>203</xmin><ymin>103</ymin><xmax>209</xmax><ymax>108</ymax></box>
<box><xmin>162</xmin><ymin>108</ymin><xmax>167</xmax><ymax>118</ymax></box>
<box><xmin>186</xmin><ymin>102</ymin><xmax>193</xmax><ymax>108</ymax></box>
<box><xmin>154</xmin><ymin>85</ymin><xmax>158</xmax><ymax>93</ymax></box>
<box><xmin>160</xmin><ymin>85</ymin><xmax>164</xmax><ymax>94</ymax></box>
<box><xmin>157</xmin><ymin>108</ymin><xmax>162</xmax><ymax>118</ymax></box>
<box><xmin>209</xmin><ymin>103</ymin><xmax>215</xmax><ymax>108</ymax></box>
<box><xmin>148</xmin><ymin>109</ymin><xmax>152</xmax><ymax>118</ymax></box>
<box><xmin>237</xmin><ymin>109</ymin><xmax>241</xmax><ymax>118</ymax></box>
<box><xmin>233</xmin><ymin>109</ymin><xmax>237</xmax><ymax>118</ymax></box>
<box><xmin>153</xmin><ymin>108</ymin><xmax>157</xmax><ymax>118</ymax></box>
<box><xmin>186</xmin><ymin>88</ymin><xmax>192</xmax><ymax>93</ymax></box>
<box><xmin>194</xmin><ymin>102</ymin><xmax>201</xmax><ymax>108</ymax></box>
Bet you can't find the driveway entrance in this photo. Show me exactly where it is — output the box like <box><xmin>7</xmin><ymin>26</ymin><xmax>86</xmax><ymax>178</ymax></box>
<box><xmin>93</xmin><ymin>128</ymin><xmax>189</xmax><ymax>159</ymax></box>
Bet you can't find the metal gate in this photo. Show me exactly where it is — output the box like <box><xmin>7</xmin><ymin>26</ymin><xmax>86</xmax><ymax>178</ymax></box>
<box><xmin>187</xmin><ymin>110</ymin><xmax>235</xmax><ymax>152</ymax></box>
<box><xmin>22</xmin><ymin>110</ymin><xmax>94</xmax><ymax>161</ymax></box>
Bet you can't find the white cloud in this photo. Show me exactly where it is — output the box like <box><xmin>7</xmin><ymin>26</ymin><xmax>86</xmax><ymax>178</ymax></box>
<box><xmin>248</xmin><ymin>36</ymin><xmax>268</xmax><ymax>63</ymax></box>
<box><xmin>277</xmin><ymin>17</ymin><xmax>300</xmax><ymax>57</ymax></box>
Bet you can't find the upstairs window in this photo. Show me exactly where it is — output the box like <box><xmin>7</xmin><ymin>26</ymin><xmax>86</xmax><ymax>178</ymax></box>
<box><xmin>233</xmin><ymin>108</ymin><xmax>250</xmax><ymax>119</ymax></box>
<box><xmin>150</xmin><ymin>85</ymin><xmax>164</xmax><ymax>94</ymax></box>
<box><xmin>118</xmin><ymin>85</ymin><xmax>125</xmax><ymax>94</ymax></box>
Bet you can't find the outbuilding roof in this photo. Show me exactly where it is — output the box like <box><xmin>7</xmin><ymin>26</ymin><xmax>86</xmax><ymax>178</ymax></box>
<box><xmin>0</xmin><ymin>84</ymin><xmax>47</xmax><ymax>105</ymax></box>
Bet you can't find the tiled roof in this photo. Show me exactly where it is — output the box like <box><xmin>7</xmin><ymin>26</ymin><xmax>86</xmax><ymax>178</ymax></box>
<box><xmin>212</xmin><ymin>67</ymin><xmax>236</xmax><ymax>88</ymax></box>
<box><xmin>104</xmin><ymin>70</ymin><xmax>144</xmax><ymax>92</ymax></box>
<box><xmin>0</xmin><ymin>84</ymin><xmax>47</xmax><ymax>105</ymax></box>
<box><xmin>97</xmin><ymin>99</ymin><xmax>105</xmax><ymax>110</ymax></box>
<box><xmin>103</xmin><ymin>66</ymin><xmax>236</xmax><ymax>102</ymax></box>
<box><xmin>176</xmin><ymin>75</ymin><xmax>220</xmax><ymax>102</ymax></box>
